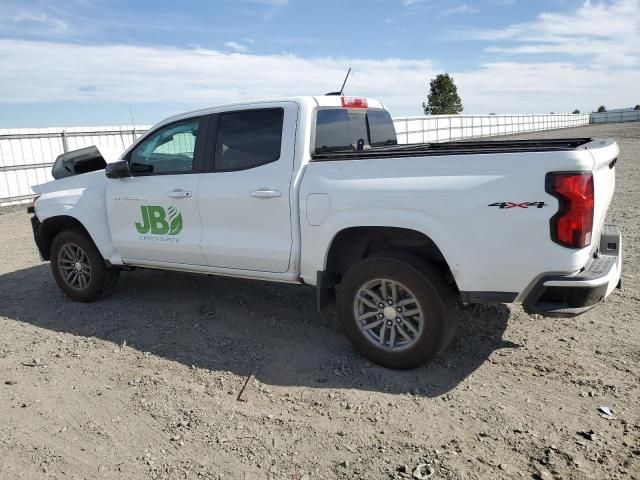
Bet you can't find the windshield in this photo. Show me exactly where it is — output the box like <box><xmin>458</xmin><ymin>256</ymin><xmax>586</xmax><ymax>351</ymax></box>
<box><xmin>314</xmin><ymin>108</ymin><xmax>397</xmax><ymax>153</ymax></box>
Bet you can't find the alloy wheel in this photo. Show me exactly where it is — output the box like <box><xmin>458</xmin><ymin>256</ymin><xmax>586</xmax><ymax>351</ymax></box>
<box><xmin>353</xmin><ymin>278</ymin><xmax>424</xmax><ymax>352</ymax></box>
<box><xmin>58</xmin><ymin>243</ymin><xmax>92</xmax><ymax>290</ymax></box>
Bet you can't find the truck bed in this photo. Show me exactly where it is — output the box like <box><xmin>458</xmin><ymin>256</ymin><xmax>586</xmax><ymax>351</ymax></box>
<box><xmin>311</xmin><ymin>138</ymin><xmax>593</xmax><ymax>161</ymax></box>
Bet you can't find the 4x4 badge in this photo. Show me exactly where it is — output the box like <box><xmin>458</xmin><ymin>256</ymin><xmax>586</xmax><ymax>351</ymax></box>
<box><xmin>135</xmin><ymin>206</ymin><xmax>183</xmax><ymax>235</ymax></box>
<box><xmin>488</xmin><ymin>202</ymin><xmax>547</xmax><ymax>209</ymax></box>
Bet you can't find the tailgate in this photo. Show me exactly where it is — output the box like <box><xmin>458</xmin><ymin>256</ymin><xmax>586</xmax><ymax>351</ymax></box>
<box><xmin>586</xmin><ymin>138</ymin><xmax>619</xmax><ymax>244</ymax></box>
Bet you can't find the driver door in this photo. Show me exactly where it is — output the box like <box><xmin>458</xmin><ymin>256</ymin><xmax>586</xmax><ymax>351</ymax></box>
<box><xmin>106</xmin><ymin>115</ymin><xmax>210</xmax><ymax>265</ymax></box>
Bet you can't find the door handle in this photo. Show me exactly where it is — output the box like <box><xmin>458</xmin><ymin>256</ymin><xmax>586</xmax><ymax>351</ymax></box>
<box><xmin>250</xmin><ymin>189</ymin><xmax>281</xmax><ymax>199</ymax></box>
<box><xmin>167</xmin><ymin>189</ymin><xmax>192</xmax><ymax>198</ymax></box>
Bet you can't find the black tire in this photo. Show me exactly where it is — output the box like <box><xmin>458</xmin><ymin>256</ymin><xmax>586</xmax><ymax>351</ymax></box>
<box><xmin>50</xmin><ymin>229</ymin><xmax>119</xmax><ymax>302</ymax></box>
<box><xmin>336</xmin><ymin>253</ymin><xmax>458</xmax><ymax>369</ymax></box>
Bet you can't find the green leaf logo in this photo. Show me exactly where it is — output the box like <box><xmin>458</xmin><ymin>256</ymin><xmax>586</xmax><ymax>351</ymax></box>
<box><xmin>135</xmin><ymin>205</ymin><xmax>183</xmax><ymax>236</ymax></box>
<box><xmin>168</xmin><ymin>209</ymin><xmax>183</xmax><ymax>236</ymax></box>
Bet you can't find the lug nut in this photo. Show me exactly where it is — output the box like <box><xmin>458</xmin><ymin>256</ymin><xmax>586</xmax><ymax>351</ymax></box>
<box><xmin>378</xmin><ymin>303</ymin><xmax>384</xmax><ymax>308</ymax></box>
<box><xmin>396</xmin><ymin>307</ymin><xmax>402</xmax><ymax>312</ymax></box>
<box><xmin>388</xmin><ymin>299</ymin><xmax>393</xmax><ymax>305</ymax></box>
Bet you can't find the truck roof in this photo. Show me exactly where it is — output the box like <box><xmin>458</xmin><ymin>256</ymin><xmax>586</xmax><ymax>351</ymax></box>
<box><xmin>154</xmin><ymin>96</ymin><xmax>386</xmax><ymax>131</ymax></box>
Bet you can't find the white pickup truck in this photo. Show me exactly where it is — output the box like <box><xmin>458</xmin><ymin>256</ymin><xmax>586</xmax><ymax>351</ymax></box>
<box><xmin>29</xmin><ymin>95</ymin><xmax>622</xmax><ymax>368</ymax></box>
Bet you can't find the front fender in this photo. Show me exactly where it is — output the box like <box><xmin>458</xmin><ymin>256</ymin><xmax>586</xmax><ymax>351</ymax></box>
<box><xmin>35</xmin><ymin>195</ymin><xmax>122</xmax><ymax>265</ymax></box>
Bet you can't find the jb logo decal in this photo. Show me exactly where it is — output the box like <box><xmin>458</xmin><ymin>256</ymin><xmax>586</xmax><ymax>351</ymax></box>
<box><xmin>135</xmin><ymin>206</ymin><xmax>183</xmax><ymax>236</ymax></box>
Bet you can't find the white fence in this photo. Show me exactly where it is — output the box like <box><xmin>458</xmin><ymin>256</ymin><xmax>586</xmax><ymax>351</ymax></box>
<box><xmin>393</xmin><ymin>113</ymin><xmax>590</xmax><ymax>144</ymax></box>
<box><xmin>591</xmin><ymin>110</ymin><xmax>640</xmax><ymax>124</ymax></box>
<box><xmin>0</xmin><ymin>126</ymin><xmax>148</xmax><ymax>206</ymax></box>
<box><xmin>0</xmin><ymin>111</ymin><xmax>634</xmax><ymax>206</ymax></box>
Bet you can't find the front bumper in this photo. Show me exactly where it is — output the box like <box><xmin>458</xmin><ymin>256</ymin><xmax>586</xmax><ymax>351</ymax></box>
<box><xmin>30</xmin><ymin>214</ymin><xmax>48</xmax><ymax>260</ymax></box>
<box><xmin>523</xmin><ymin>225</ymin><xmax>622</xmax><ymax>317</ymax></box>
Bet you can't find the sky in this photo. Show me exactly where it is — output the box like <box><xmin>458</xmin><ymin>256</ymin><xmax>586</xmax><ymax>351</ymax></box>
<box><xmin>0</xmin><ymin>0</ymin><xmax>638</xmax><ymax>127</ymax></box>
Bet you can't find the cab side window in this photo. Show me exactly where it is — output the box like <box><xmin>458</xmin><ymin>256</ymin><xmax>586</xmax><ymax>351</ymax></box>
<box><xmin>130</xmin><ymin>118</ymin><xmax>200</xmax><ymax>175</ymax></box>
<box><xmin>215</xmin><ymin>108</ymin><xmax>284</xmax><ymax>171</ymax></box>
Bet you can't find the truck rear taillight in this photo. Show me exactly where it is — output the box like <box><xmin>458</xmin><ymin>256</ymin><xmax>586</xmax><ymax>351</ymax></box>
<box><xmin>341</xmin><ymin>97</ymin><xmax>368</xmax><ymax>109</ymax></box>
<box><xmin>546</xmin><ymin>172</ymin><xmax>594</xmax><ymax>248</ymax></box>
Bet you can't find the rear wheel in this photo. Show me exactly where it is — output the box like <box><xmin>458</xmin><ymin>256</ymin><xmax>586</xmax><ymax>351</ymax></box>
<box><xmin>336</xmin><ymin>254</ymin><xmax>457</xmax><ymax>369</ymax></box>
<box><xmin>50</xmin><ymin>230</ymin><xmax>119</xmax><ymax>302</ymax></box>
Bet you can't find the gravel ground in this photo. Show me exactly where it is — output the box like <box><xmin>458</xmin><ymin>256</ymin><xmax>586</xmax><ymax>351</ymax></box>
<box><xmin>0</xmin><ymin>122</ymin><xmax>638</xmax><ymax>480</ymax></box>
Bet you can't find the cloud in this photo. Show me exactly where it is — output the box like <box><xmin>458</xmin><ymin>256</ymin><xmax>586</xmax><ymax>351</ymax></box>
<box><xmin>0</xmin><ymin>1</ymin><xmax>100</xmax><ymax>40</ymax></box>
<box><xmin>224</xmin><ymin>41</ymin><xmax>249</xmax><ymax>53</ymax></box>
<box><xmin>227</xmin><ymin>0</ymin><xmax>289</xmax><ymax>20</ymax></box>
<box><xmin>0</xmin><ymin>39</ymin><xmax>638</xmax><ymax>117</ymax></box>
<box><xmin>468</xmin><ymin>0</ymin><xmax>640</xmax><ymax>66</ymax></box>
<box><xmin>241</xmin><ymin>0</ymin><xmax>289</xmax><ymax>4</ymax></box>
<box><xmin>455</xmin><ymin>61</ymin><xmax>640</xmax><ymax>113</ymax></box>
<box><xmin>4</xmin><ymin>10</ymin><xmax>69</xmax><ymax>34</ymax></box>
<box><xmin>439</xmin><ymin>4</ymin><xmax>477</xmax><ymax>17</ymax></box>
<box><xmin>0</xmin><ymin>39</ymin><xmax>435</xmax><ymax>114</ymax></box>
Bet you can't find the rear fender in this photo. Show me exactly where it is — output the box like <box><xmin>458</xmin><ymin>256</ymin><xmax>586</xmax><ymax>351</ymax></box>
<box><xmin>302</xmin><ymin>207</ymin><xmax>462</xmax><ymax>287</ymax></box>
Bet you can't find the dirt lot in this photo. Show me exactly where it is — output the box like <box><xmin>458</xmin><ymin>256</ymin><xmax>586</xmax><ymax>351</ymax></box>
<box><xmin>0</xmin><ymin>122</ymin><xmax>638</xmax><ymax>480</ymax></box>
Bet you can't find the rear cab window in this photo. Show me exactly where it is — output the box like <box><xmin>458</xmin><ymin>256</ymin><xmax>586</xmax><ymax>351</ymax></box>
<box><xmin>215</xmin><ymin>108</ymin><xmax>284</xmax><ymax>171</ymax></box>
<box><xmin>314</xmin><ymin>108</ymin><xmax>397</xmax><ymax>154</ymax></box>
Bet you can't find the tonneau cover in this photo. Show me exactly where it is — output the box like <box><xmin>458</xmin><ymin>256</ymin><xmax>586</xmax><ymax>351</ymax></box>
<box><xmin>311</xmin><ymin>138</ymin><xmax>593</xmax><ymax>161</ymax></box>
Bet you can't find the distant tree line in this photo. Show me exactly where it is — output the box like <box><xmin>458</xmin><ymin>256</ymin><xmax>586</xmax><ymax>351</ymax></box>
<box><xmin>591</xmin><ymin>105</ymin><xmax>640</xmax><ymax>113</ymax></box>
<box><xmin>421</xmin><ymin>75</ymin><xmax>639</xmax><ymax>116</ymax></box>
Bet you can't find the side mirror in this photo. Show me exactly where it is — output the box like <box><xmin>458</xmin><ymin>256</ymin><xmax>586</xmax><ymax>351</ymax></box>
<box><xmin>105</xmin><ymin>160</ymin><xmax>131</xmax><ymax>179</ymax></box>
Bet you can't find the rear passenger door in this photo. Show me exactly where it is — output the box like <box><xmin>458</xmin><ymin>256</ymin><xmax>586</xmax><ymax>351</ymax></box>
<box><xmin>198</xmin><ymin>102</ymin><xmax>298</xmax><ymax>273</ymax></box>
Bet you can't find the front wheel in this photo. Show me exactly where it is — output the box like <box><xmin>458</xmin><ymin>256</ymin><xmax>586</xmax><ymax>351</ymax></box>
<box><xmin>50</xmin><ymin>230</ymin><xmax>119</xmax><ymax>302</ymax></box>
<box><xmin>336</xmin><ymin>254</ymin><xmax>458</xmax><ymax>369</ymax></box>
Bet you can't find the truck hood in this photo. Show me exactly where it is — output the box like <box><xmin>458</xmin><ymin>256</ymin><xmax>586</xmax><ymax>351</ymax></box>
<box><xmin>32</xmin><ymin>144</ymin><xmax>122</xmax><ymax>195</ymax></box>
<box><xmin>32</xmin><ymin>169</ymin><xmax>107</xmax><ymax>195</ymax></box>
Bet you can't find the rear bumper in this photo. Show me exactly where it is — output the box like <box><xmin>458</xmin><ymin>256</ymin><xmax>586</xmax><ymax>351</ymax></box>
<box><xmin>523</xmin><ymin>225</ymin><xmax>622</xmax><ymax>317</ymax></box>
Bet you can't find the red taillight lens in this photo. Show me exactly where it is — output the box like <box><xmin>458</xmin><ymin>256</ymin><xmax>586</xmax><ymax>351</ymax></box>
<box><xmin>341</xmin><ymin>97</ymin><xmax>368</xmax><ymax>109</ymax></box>
<box><xmin>546</xmin><ymin>172</ymin><xmax>594</xmax><ymax>248</ymax></box>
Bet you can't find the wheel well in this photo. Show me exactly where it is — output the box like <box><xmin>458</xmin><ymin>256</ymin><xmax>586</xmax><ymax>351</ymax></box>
<box><xmin>37</xmin><ymin>216</ymin><xmax>92</xmax><ymax>261</ymax></box>
<box><xmin>323</xmin><ymin>226</ymin><xmax>458</xmax><ymax>292</ymax></box>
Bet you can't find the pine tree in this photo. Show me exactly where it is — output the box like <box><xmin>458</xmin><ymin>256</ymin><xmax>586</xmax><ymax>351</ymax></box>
<box><xmin>424</xmin><ymin>74</ymin><xmax>463</xmax><ymax>115</ymax></box>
